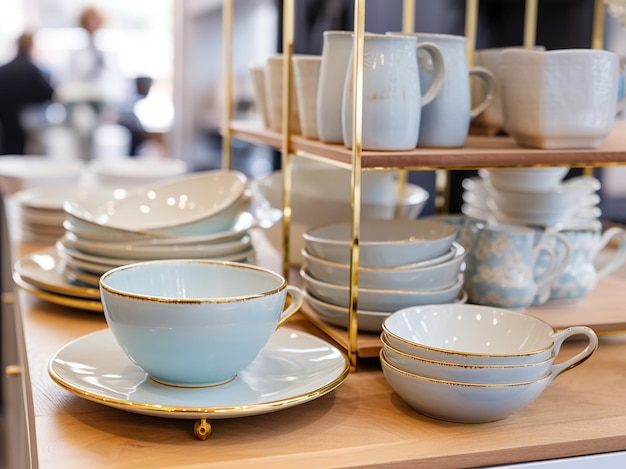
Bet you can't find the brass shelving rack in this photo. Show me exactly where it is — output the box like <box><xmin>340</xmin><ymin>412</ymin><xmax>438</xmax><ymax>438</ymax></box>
<box><xmin>220</xmin><ymin>0</ymin><xmax>623</xmax><ymax>369</ymax></box>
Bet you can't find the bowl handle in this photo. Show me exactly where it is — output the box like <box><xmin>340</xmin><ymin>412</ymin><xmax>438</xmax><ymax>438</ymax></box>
<box><xmin>549</xmin><ymin>326</ymin><xmax>598</xmax><ymax>379</ymax></box>
<box><xmin>277</xmin><ymin>285</ymin><xmax>304</xmax><ymax>328</ymax></box>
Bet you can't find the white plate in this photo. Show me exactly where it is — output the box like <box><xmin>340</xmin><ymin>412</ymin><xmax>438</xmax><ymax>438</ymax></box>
<box><xmin>14</xmin><ymin>247</ymin><xmax>101</xmax><ymax>300</ymax></box>
<box><xmin>13</xmin><ymin>271</ymin><xmax>103</xmax><ymax>312</ymax></box>
<box><xmin>48</xmin><ymin>327</ymin><xmax>349</xmax><ymax>420</ymax></box>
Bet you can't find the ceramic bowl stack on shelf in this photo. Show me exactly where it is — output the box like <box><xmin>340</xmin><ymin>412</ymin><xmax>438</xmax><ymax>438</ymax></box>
<box><xmin>462</xmin><ymin>167</ymin><xmax>602</xmax><ymax>229</ymax></box>
<box><xmin>57</xmin><ymin>169</ymin><xmax>256</xmax><ymax>288</ymax></box>
<box><xmin>12</xmin><ymin>170</ymin><xmax>259</xmax><ymax>311</ymax></box>
<box><xmin>379</xmin><ymin>303</ymin><xmax>598</xmax><ymax>423</ymax></box>
<box><xmin>299</xmin><ymin>219</ymin><xmax>466</xmax><ymax>332</ymax></box>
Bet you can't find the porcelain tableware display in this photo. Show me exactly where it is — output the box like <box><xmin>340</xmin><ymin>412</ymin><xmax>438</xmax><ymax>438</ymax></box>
<box><xmin>389</xmin><ymin>32</ymin><xmax>495</xmax><ymax>147</ymax></box>
<box><xmin>500</xmin><ymin>48</ymin><xmax>619</xmax><ymax>149</ymax></box>
<box><xmin>303</xmin><ymin>219</ymin><xmax>457</xmax><ymax>268</ymax></box>
<box><xmin>301</xmin><ymin>241</ymin><xmax>464</xmax><ymax>291</ymax></box>
<box><xmin>317</xmin><ymin>30</ymin><xmax>354</xmax><ymax>143</ymax></box>
<box><xmin>380</xmin><ymin>352</ymin><xmax>558</xmax><ymax>423</ymax></box>
<box><xmin>265</xmin><ymin>54</ymin><xmax>301</xmax><ymax>134</ymax></box>
<box><xmin>463</xmin><ymin>223</ymin><xmax>571</xmax><ymax>309</ymax></box>
<box><xmin>100</xmin><ymin>260</ymin><xmax>304</xmax><ymax>387</ymax></box>
<box><xmin>381</xmin><ymin>334</ymin><xmax>559</xmax><ymax>385</ymax></box>
<box><xmin>342</xmin><ymin>33</ymin><xmax>445</xmax><ymax>150</ymax></box>
<box><xmin>292</xmin><ymin>55</ymin><xmax>322</xmax><ymax>139</ymax></box>
<box><xmin>254</xmin><ymin>168</ymin><xmax>429</xmax><ymax>265</ymax></box>
<box><xmin>382</xmin><ymin>303</ymin><xmax>597</xmax><ymax>366</ymax></box>
<box><xmin>301</xmin><ymin>268</ymin><xmax>463</xmax><ymax>312</ymax></box>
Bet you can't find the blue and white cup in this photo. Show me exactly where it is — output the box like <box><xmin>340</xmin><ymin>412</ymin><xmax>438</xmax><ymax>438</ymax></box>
<box><xmin>464</xmin><ymin>223</ymin><xmax>570</xmax><ymax>310</ymax></box>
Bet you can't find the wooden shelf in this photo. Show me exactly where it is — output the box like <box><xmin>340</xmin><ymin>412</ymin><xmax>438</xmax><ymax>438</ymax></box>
<box><xmin>229</xmin><ymin>119</ymin><xmax>626</xmax><ymax>170</ymax></box>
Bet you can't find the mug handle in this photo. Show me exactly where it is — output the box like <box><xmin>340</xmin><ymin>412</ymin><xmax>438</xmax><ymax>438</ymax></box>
<box><xmin>533</xmin><ymin>231</ymin><xmax>572</xmax><ymax>291</ymax></box>
<box><xmin>277</xmin><ymin>285</ymin><xmax>304</xmax><ymax>328</ymax></box>
<box><xmin>415</xmin><ymin>42</ymin><xmax>445</xmax><ymax>107</ymax></box>
<box><xmin>593</xmin><ymin>227</ymin><xmax>626</xmax><ymax>279</ymax></box>
<box><xmin>549</xmin><ymin>326</ymin><xmax>598</xmax><ymax>379</ymax></box>
<box><xmin>468</xmin><ymin>66</ymin><xmax>496</xmax><ymax>119</ymax></box>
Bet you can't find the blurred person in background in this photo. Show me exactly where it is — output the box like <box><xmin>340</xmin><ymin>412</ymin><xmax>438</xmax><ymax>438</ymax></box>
<box><xmin>0</xmin><ymin>32</ymin><xmax>54</xmax><ymax>155</ymax></box>
<box><xmin>56</xmin><ymin>5</ymin><xmax>147</xmax><ymax>158</ymax></box>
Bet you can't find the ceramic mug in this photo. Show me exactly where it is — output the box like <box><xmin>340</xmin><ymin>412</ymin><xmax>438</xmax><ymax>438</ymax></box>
<box><xmin>470</xmin><ymin>46</ymin><xmax>545</xmax><ymax>134</ymax></box>
<box><xmin>536</xmin><ymin>225</ymin><xmax>626</xmax><ymax>304</ymax></box>
<box><xmin>317</xmin><ymin>30</ymin><xmax>354</xmax><ymax>143</ymax></box>
<box><xmin>464</xmin><ymin>223</ymin><xmax>571</xmax><ymax>310</ymax></box>
<box><xmin>389</xmin><ymin>32</ymin><xmax>495</xmax><ymax>147</ymax></box>
<box><xmin>342</xmin><ymin>33</ymin><xmax>445</xmax><ymax>150</ymax></box>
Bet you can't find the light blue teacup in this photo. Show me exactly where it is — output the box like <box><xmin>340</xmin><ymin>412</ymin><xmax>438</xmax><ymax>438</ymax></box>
<box><xmin>100</xmin><ymin>260</ymin><xmax>303</xmax><ymax>387</ymax></box>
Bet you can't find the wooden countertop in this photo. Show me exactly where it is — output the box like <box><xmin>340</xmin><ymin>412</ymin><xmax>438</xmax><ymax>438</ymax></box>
<box><xmin>13</xmin><ymin>234</ymin><xmax>626</xmax><ymax>469</ymax></box>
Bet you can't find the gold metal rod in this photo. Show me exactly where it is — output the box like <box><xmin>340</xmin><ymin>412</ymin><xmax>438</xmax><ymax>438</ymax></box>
<box><xmin>398</xmin><ymin>0</ymin><xmax>415</xmax><ymax>210</ymax></box>
<box><xmin>523</xmin><ymin>0</ymin><xmax>538</xmax><ymax>48</ymax></box>
<box><xmin>222</xmin><ymin>0</ymin><xmax>234</xmax><ymax>169</ymax></box>
<box><xmin>592</xmin><ymin>0</ymin><xmax>605</xmax><ymax>49</ymax></box>
<box><xmin>402</xmin><ymin>0</ymin><xmax>415</xmax><ymax>33</ymax></box>
<box><xmin>281</xmin><ymin>0</ymin><xmax>295</xmax><ymax>280</ymax></box>
<box><xmin>348</xmin><ymin>0</ymin><xmax>366</xmax><ymax>371</ymax></box>
<box><xmin>465</xmin><ymin>0</ymin><xmax>478</xmax><ymax>67</ymax></box>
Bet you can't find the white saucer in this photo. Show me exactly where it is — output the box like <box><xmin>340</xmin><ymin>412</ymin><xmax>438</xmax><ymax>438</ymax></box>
<box><xmin>49</xmin><ymin>327</ymin><xmax>349</xmax><ymax>420</ymax></box>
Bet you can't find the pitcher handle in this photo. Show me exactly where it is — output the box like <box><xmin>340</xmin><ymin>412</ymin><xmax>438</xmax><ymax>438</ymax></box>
<box><xmin>415</xmin><ymin>42</ymin><xmax>445</xmax><ymax>107</ymax></box>
<box><xmin>277</xmin><ymin>285</ymin><xmax>304</xmax><ymax>328</ymax></box>
<box><xmin>594</xmin><ymin>227</ymin><xmax>626</xmax><ymax>279</ymax></box>
<box><xmin>534</xmin><ymin>231</ymin><xmax>572</xmax><ymax>290</ymax></box>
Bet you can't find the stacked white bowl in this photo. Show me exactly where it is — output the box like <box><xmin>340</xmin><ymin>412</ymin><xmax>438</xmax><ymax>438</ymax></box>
<box><xmin>380</xmin><ymin>304</ymin><xmax>598</xmax><ymax>423</ymax></box>
<box><xmin>58</xmin><ymin>169</ymin><xmax>256</xmax><ymax>288</ymax></box>
<box><xmin>461</xmin><ymin>167</ymin><xmax>602</xmax><ymax>229</ymax></box>
<box><xmin>299</xmin><ymin>219</ymin><xmax>466</xmax><ymax>332</ymax></box>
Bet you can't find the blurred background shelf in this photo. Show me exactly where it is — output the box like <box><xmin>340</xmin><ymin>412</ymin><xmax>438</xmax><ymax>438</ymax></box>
<box><xmin>229</xmin><ymin>119</ymin><xmax>626</xmax><ymax>170</ymax></box>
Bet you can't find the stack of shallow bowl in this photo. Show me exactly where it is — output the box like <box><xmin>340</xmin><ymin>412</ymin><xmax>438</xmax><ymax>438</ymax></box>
<box><xmin>299</xmin><ymin>219</ymin><xmax>466</xmax><ymax>332</ymax></box>
<box><xmin>57</xmin><ymin>169</ymin><xmax>256</xmax><ymax>288</ymax></box>
<box><xmin>379</xmin><ymin>303</ymin><xmax>598</xmax><ymax>423</ymax></box>
<box><xmin>462</xmin><ymin>167</ymin><xmax>602</xmax><ymax>230</ymax></box>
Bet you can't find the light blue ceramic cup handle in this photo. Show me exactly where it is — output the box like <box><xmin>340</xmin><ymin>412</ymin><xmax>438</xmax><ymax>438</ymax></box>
<box><xmin>549</xmin><ymin>326</ymin><xmax>598</xmax><ymax>380</ymax></box>
<box><xmin>277</xmin><ymin>285</ymin><xmax>304</xmax><ymax>328</ymax></box>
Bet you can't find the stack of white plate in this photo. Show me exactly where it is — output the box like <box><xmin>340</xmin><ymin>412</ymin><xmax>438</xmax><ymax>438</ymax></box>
<box><xmin>12</xmin><ymin>186</ymin><xmax>77</xmax><ymax>243</ymax></box>
<box><xmin>12</xmin><ymin>170</ymin><xmax>259</xmax><ymax>310</ymax></box>
<box><xmin>299</xmin><ymin>219</ymin><xmax>467</xmax><ymax>333</ymax></box>
<box><xmin>462</xmin><ymin>168</ymin><xmax>602</xmax><ymax>230</ymax></box>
